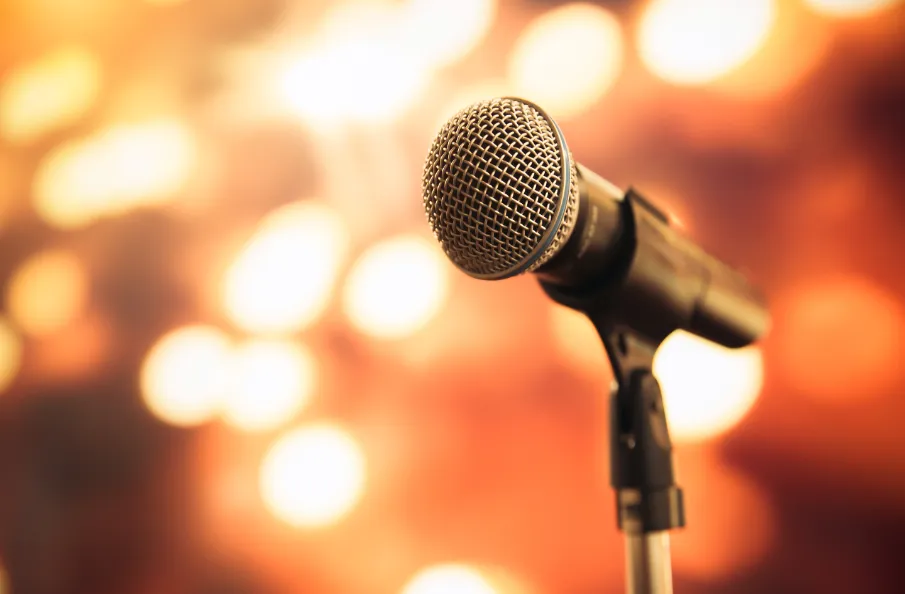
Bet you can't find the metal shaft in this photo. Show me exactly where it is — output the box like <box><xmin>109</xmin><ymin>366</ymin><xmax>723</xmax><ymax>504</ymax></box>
<box><xmin>625</xmin><ymin>532</ymin><xmax>673</xmax><ymax>594</ymax></box>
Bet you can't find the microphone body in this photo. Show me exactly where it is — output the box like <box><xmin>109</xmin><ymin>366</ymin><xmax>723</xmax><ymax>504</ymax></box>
<box><xmin>422</xmin><ymin>97</ymin><xmax>769</xmax><ymax>349</ymax></box>
<box><xmin>536</xmin><ymin>164</ymin><xmax>769</xmax><ymax>348</ymax></box>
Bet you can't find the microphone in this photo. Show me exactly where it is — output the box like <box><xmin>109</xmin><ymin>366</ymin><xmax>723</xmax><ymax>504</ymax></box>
<box><xmin>422</xmin><ymin>97</ymin><xmax>769</xmax><ymax>348</ymax></box>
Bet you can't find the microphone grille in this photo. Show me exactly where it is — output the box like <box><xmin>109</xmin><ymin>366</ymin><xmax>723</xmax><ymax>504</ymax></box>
<box><xmin>422</xmin><ymin>97</ymin><xmax>579</xmax><ymax>279</ymax></box>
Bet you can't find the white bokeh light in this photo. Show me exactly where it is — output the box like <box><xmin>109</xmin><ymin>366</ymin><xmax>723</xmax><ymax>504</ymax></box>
<box><xmin>221</xmin><ymin>339</ymin><xmax>317</xmax><ymax>433</ymax></box>
<box><xmin>401</xmin><ymin>564</ymin><xmax>499</xmax><ymax>594</ymax></box>
<box><xmin>343</xmin><ymin>235</ymin><xmax>449</xmax><ymax>340</ymax></box>
<box><xmin>638</xmin><ymin>0</ymin><xmax>776</xmax><ymax>85</ymax></box>
<box><xmin>653</xmin><ymin>330</ymin><xmax>764</xmax><ymax>442</ymax></box>
<box><xmin>509</xmin><ymin>3</ymin><xmax>624</xmax><ymax>118</ymax></box>
<box><xmin>260</xmin><ymin>423</ymin><xmax>366</xmax><ymax>528</ymax></box>
<box><xmin>223</xmin><ymin>201</ymin><xmax>348</xmax><ymax>334</ymax></box>
<box><xmin>140</xmin><ymin>326</ymin><xmax>233</xmax><ymax>427</ymax></box>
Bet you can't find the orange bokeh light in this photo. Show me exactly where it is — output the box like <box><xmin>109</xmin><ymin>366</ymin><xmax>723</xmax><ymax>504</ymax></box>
<box><xmin>0</xmin><ymin>317</ymin><xmax>23</xmax><ymax>395</ymax></box>
<box><xmin>5</xmin><ymin>249</ymin><xmax>89</xmax><ymax>337</ymax></box>
<box><xmin>671</xmin><ymin>447</ymin><xmax>775</xmax><ymax>580</ymax></box>
<box><xmin>774</xmin><ymin>275</ymin><xmax>904</xmax><ymax>400</ymax></box>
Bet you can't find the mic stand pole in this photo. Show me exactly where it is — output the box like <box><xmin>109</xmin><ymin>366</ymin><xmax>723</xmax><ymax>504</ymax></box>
<box><xmin>599</xmin><ymin>328</ymin><xmax>684</xmax><ymax>594</ymax></box>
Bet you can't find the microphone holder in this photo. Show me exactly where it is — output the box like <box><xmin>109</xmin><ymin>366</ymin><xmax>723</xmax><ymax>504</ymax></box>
<box><xmin>598</xmin><ymin>327</ymin><xmax>684</xmax><ymax>594</ymax></box>
<box><xmin>540</xmin><ymin>293</ymin><xmax>685</xmax><ymax>594</ymax></box>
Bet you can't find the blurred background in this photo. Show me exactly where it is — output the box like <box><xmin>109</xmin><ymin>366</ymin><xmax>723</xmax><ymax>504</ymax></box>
<box><xmin>1</xmin><ymin>0</ymin><xmax>904</xmax><ymax>592</ymax></box>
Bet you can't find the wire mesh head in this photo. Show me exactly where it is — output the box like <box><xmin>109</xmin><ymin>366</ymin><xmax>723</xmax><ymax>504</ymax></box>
<box><xmin>422</xmin><ymin>97</ymin><xmax>579</xmax><ymax>279</ymax></box>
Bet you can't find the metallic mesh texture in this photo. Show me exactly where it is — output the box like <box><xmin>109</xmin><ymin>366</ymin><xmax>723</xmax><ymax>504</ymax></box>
<box><xmin>422</xmin><ymin>97</ymin><xmax>579</xmax><ymax>278</ymax></box>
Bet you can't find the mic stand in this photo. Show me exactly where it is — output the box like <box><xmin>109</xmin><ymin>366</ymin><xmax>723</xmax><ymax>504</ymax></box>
<box><xmin>539</xmin><ymin>189</ymin><xmax>690</xmax><ymax>593</ymax></box>
<box><xmin>541</xmin><ymin>296</ymin><xmax>685</xmax><ymax>594</ymax></box>
<box><xmin>599</xmin><ymin>328</ymin><xmax>684</xmax><ymax>594</ymax></box>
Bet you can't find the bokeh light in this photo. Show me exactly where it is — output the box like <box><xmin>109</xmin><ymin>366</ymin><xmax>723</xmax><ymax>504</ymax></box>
<box><xmin>221</xmin><ymin>339</ymin><xmax>317</xmax><ymax>433</ymax></box>
<box><xmin>223</xmin><ymin>201</ymin><xmax>349</xmax><ymax>334</ymax></box>
<box><xmin>343</xmin><ymin>234</ymin><xmax>449</xmax><ymax>340</ymax></box>
<box><xmin>712</xmin><ymin>0</ymin><xmax>832</xmax><ymax>100</ymax></box>
<box><xmin>508</xmin><ymin>3</ymin><xmax>624</xmax><ymax>118</ymax></box>
<box><xmin>774</xmin><ymin>275</ymin><xmax>904</xmax><ymax>400</ymax></box>
<box><xmin>401</xmin><ymin>564</ymin><xmax>498</xmax><ymax>594</ymax></box>
<box><xmin>653</xmin><ymin>331</ymin><xmax>764</xmax><ymax>442</ymax></box>
<box><xmin>804</xmin><ymin>0</ymin><xmax>903</xmax><ymax>16</ymax></box>
<box><xmin>671</xmin><ymin>449</ymin><xmax>775</xmax><ymax>580</ymax></box>
<box><xmin>397</xmin><ymin>0</ymin><xmax>497</xmax><ymax>68</ymax></box>
<box><xmin>277</xmin><ymin>4</ymin><xmax>430</xmax><ymax>127</ymax></box>
<box><xmin>260</xmin><ymin>423</ymin><xmax>366</xmax><ymax>528</ymax></box>
<box><xmin>140</xmin><ymin>326</ymin><xmax>232</xmax><ymax>427</ymax></box>
<box><xmin>638</xmin><ymin>0</ymin><xmax>776</xmax><ymax>85</ymax></box>
<box><xmin>5</xmin><ymin>249</ymin><xmax>89</xmax><ymax>337</ymax></box>
<box><xmin>0</xmin><ymin>317</ymin><xmax>24</xmax><ymax>395</ymax></box>
<box><xmin>33</xmin><ymin>118</ymin><xmax>197</xmax><ymax>229</ymax></box>
<box><xmin>0</xmin><ymin>45</ymin><xmax>102</xmax><ymax>144</ymax></box>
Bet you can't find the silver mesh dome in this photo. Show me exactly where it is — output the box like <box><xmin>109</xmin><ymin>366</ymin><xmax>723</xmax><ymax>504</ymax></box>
<box><xmin>422</xmin><ymin>97</ymin><xmax>579</xmax><ymax>279</ymax></box>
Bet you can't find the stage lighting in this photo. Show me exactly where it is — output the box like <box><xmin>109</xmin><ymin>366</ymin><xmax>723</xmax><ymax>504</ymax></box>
<box><xmin>653</xmin><ymin>331</ymin><xmax>764</xmax><ymax>442</ymax></box>
<box><xmin>260</xmin><ymin>423</ymin><xmax>366</xmax><ymax>528</ymax></box>
<box><xmin>638</xmin><ymin>0</ymin><xmax>776</xmax><ymax>85</ymax></box>
<box><xmin>398</xmin><ymin>0</ymin><xmax>497</xmax><ymax>68</ymax></box>
<box><xmin>140</xmin><ymin>326</ymin><xmax>232</xmax><ymax>427</ymax></box>
<box><xmin>223</xmin><ymin>201</ymin><xmax>348</xmax><ymax>334</ymax></box>
<box><xmin>0</xmin><ymin>46</ymin><xmax>101</xmax><ymax>144</ymax></box>
<box><xmin>343</xmin><ymin>235</ymin><xmax>449</xmax><ymax>340</ymax></box>
<box><xmin>775</xmin><ymin>275</ymin><xmax>904</xmax><ymax>400</ymax></box>
<box><xmin>33</xmin><ymin>118</ymin><xmax>196</xmax><ymax>229</ymax></box>
<box><xmin>221</xmin><ymin>339</ymin><xmax>317</xmax><ymax>432</ymax></box>
<box><xmin>401</xmin><ymin>565</ymin><xmax>498</xmax><ymax>594</ymax></box>
<box><xmin>508</xmin><ymin>3</ymin><xmax>623</xmax><ymax>118</ymax></box>
<box><xmin>6</xmin><ymin>249</ymin><xmax>88</xmax><ymax>337</ymax></box>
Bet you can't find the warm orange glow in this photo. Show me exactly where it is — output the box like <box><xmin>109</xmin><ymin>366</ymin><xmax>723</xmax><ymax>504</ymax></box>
<box><xmin>223</xmin><ymin>201</ymin><xmax>348</xmax><ymax>334</ymax></box>
<box><xmin>804</xmin><ymin>0</ymin><xmax>903</xmax><ymax>16</ymax></box>
<box><xmin>775</xmin><ymin>275</ymin><xmax>904</xmax><ymax>400</ymax></box>
<box><xmin>713</xmin><ymin>0</ymin><xmax>831</xmax><ymax>100</ymax></box>
<box><xmin>508</xmin><ymin>3</ymin><xmax>623</xmax><ymax>118</ymax></box>
<box><xmin>653</xmin><ymin>331</ymin><xmax>764</xmax><ymax>442</ymax></box>
<box><xmin>33</xmin><ymin>118</ymin><xmax>197</xmax><ymax>229</ymax></box>
<box><xmin>140</xmin><ymin>326</ymin><xmax>232</xmax><ymax>427</ymax></box>
<box><xmin>0</xmin><ymin>560</ymin><xmax>7</xmax><ymax>594</ymax></box>
<box><xmin>638</xmin><ymin>0</ymin><xmax>776</xmax><ymax>85</ymax></box>
<box><xmin>0</xmin><ymin>317</ymin><xmax>23</xmax><ymax>395</ymax></box>
<box><xmin>260</xmin><ymin>423</ymin><xmax>366</xmax><ymax>528</ymax></box>
<box><xmin>30</xmin><ymin>312</ymin><xmax>111</xmax><ymax>382</ymax></box>
<box><xmin>401</xmin><ymin>565</ymin><xmax>499</xmax><ymax>594</ymax></box>
<box><xmin>671</xmin><ymin>448</ymin><xmax>774</xmax><ymax>579</ymax></box>
<box><xmin>343</xmin><ymin>235</ymin><xmax>450</xmax><ymax>340</ymax></box>
<box><xmin>221</xmin><ymin>339</ymin><xmax>317</xmax><ymax>433</ymax></box>
<box><xmin>397</xmin><ymin>0</ymin><xmax>497</xmax><ymax>68</ymax></box>
<box><xmin>0</xmin><ymin>46</ymin><xmax>102</xmax><ymax>144</ymax></box>
<box><xmin>548</xmin><ymin>305</ymin><xmax>608</xmax><ymax>377</ymax></box>
<box><xmin>5</xmin><ymin>249</ymin><xmax>88</xmax><ymax>336</ymax></box>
